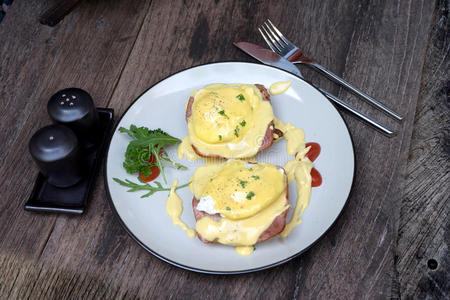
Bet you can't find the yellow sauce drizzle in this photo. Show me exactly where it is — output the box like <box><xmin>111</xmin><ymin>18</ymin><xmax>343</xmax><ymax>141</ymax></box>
<box><xmin>281</xmin><ymin>157</ymin><xmax>313</xmax><ymax>237</ymax></box>
<box><xmin>177</xmin><ymin>136</ymin><xmax>201</xmax><ymax>161</ymax></box>
<box><xmin>235</xmin><ymin>246</ymin><xmax>254</xmax><ymax>256</ymax></box>
<box><xmin>273</xmin><ymin>118</ymin><xmax>305</xmax><ymax>156</ymax></box>
<box><xmin>269</xmin><ymin>81</ymin><xmax>291</xmax><ymax>95</ymax></box>
<box><xmin>272</xmin><ymin>118</ymin><xmax>314</xmax><ymax>237</ymax></box>
<box><xmin>189</xmin><ymin>164</ymin><xmax>223</xmax><ymax>197</ymax></box>
<box><xmin>166</xmin><ymin>179</ymin><xmax>196</xmax><ymax>238</ymax></box>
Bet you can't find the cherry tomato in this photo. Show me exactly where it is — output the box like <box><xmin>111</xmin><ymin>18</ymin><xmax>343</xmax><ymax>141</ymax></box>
<box><xmin>138</xmin><ymin>149</ymin><xmax>163</xmax><ymax>182</ymax></box>
<box><xmin>139</xmin><ymin>166</ymin><xmax>161</xmax><ymax>182</ymax></box>
<box><xmin>311</xmin><ymin>167</ymin><xmax>322</xmax><ymax>187</ymax></box>
<box><xmin>305</xmin><ymin>142</ymin><xmax>321</xmax><ymax>162</ymax></box>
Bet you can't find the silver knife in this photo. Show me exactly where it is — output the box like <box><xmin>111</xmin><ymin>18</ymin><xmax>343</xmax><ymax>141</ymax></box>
<box><xmin>234</xmin><ymin>42</ymin><xmax>395</xmax><ymax>136</ymax></box>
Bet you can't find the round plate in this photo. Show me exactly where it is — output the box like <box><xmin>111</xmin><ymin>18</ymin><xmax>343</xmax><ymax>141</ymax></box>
<box><xmin>105</xmin><ymin>62</ymin><xmax>355</xmax><ymax>274</ymax></box>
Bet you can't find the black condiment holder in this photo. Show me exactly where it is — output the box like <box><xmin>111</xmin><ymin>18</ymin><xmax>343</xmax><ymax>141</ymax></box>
<box><xmin>25</xmin><ymin>108</ymin><xmax>114</xmax><ymax>214</ymax></box>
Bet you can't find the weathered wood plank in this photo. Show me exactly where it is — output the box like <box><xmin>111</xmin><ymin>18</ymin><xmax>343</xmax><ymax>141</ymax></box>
<box><xmin>396</xmin><ymin>0</ymin><xmax>450</xmax><ymax>298</ymax></box>
<box><xmin>0</xmin><ymin>0</ymin><xmax>151</xmax><ymax>260</ymax></box>
<box><xmin>293</xmin><ymin>1</ymin><xmax>436</xmax><ymax>298</ymax></box>
<box><xmin>19</xmin><ymin>0</ymin><xmax>434</xmax><ymax>299</ymax></box>
<box><xmin>0</xmin><ymin>0</ymin><xmax>439</xmax><ymax>299</ymax></box>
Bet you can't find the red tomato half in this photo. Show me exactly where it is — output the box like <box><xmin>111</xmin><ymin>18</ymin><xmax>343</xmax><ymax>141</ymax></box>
<box><xmin>138</xmin><ymin>150</ymin><xmax>163</xmax><ymax>182</ymax></box>
<box><xmin>139</xmin><ymin>165</ymin><xmax>161</xmax><ymax>182</ymax></box>
<box><xmin>311</xmin><ymin>167</ymin><xmax>322</xmax><ymax>187</ymax></box>
<box><xmin>305</xmin><ymin>142</ymin><xmax>321</xmax><ymax>162</ymax></box>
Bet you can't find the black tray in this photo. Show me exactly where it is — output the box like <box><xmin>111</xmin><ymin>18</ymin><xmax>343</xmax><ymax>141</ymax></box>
<box><xmin>24</xmin><ymin>108</ymin><xmax>114</xmax><ymax>214</ymax></box>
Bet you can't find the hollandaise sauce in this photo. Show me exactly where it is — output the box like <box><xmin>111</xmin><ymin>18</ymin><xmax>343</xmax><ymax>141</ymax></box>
<box><xmin>187</xmin><ymin>84</ymin><xmax>274</xmax><ymax>158</ymax></box>
<box><xmin>166</xmin><ymin>179</ymin><xmax>196</xmax><ymax>238</ymax></box>
<box><xmin>195</xmin><ymin>191</ymin><xmax>288</xmax><ymax>246</ymax></box>
<box><xmin>235</xmin><ymin>246</ymin><xmax>255</xmax><ymax>256</ymax></box>
<box><xmin>191</xmin><ymin>160</ymin><xmax>289</xmax><ymax>254</ymax></box>
<box><xmin>177</xmin><ymin>136</ymin><xmax>201</xmax><ymax>161</ymax></box>
<box><xmin>269</xmin><ymin>81</ymin><xmax>291</xmax><ymax>95</ymax></box>
<box><xmin>281</xmin><ymin>158</ymin><xmax>313</xmax><ymax>237</ymax></box>
<box><xmin>270</xmin><ymin>118</ymin><xmax>323</xmax><ymax>237</ymax></box>
<box><xmin>273</xmin><ymin>118</ymin><xmax>306</xmax><ymax>156</ymax></box>
<box><xmin>274</xmin><ymin>118</ymin><xmax>322</xmax><ymax>187</ymax></box>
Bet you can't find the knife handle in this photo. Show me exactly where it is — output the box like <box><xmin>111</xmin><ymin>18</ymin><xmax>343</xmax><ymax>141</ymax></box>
<box><xmin>317</xmin><ymin>88</ymin><xmax>396</xmax><ymax>136</ymax></box>
<box><xmin>302</xmin><ymin>62</ymin><xmax>403</xmax><ymax>121</ymax></box>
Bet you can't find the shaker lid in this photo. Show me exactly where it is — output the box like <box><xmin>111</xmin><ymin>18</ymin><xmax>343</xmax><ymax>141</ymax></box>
<box><xmin>47</xmin><ymin>88</ymin><xmax>94</xmax><ymax>122</ymax></box>
<box><xmin>29</xmin><ymin>124</ymin><xmax>78</xmax><ymax>162</ymax></box>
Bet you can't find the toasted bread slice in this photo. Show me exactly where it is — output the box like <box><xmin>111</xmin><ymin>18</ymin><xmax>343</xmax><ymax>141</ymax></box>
<box><xmin>192</xmin><ymin>166</ymin><xmax>289</xmax><ymax>244</ymax></box>
<box><xmin>185</xmin><ymin>84</ymin><xmax>275</xmax><ymax>159</ymax></box>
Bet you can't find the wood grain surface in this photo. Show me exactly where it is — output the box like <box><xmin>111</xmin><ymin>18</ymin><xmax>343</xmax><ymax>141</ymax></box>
<box><xmin>396</xmin><ymin>0</ymin><xmax>449</xmax><ymax>298</ymax></box>
<box><xmin>0</xmin><ymin>0</ymin><xmax>446</xmax><ymax>299</ymax></box>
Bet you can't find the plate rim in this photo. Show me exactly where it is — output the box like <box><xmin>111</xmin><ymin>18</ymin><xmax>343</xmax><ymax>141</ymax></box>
<box><xmin>103</xmin><ymin>61</ymin><xmax>356</xmax><ymax>274</ymax></box>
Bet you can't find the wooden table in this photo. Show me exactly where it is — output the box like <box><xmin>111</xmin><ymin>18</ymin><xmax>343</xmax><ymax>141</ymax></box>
<box><xmin>0</xmin><ymin>0</ymin><xmax>448</xmax><ymax>298</ymax></box>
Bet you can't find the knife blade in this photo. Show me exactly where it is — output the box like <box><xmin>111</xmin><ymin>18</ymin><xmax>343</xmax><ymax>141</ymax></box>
<box><xmin>233</xmin><ymin>42</ymin><xmax>303</xmax><ymax>77</ymax></box>
<box><xmin>233</xmin><ymin>41</ymin><xmax>395</xmax><ymax>136</ymax></box>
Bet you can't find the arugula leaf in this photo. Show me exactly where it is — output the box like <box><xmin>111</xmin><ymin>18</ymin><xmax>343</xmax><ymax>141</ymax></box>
<box><xmin>113</xmin><ymin>178</ymin><xmax>190</xmax><ymax>198</ymax></box>
<box><xmin>119</xmin><ymin>126</ymin><xmax>186</xmax><ymax>184</ymax></box>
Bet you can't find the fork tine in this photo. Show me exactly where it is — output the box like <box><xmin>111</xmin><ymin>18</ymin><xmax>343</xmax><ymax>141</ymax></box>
<box><xmin>261</xmin><ymin>25</ymin><xmax>283</xmax><ymax>52</ymax></box>
<box><xmin>266</xmin><ymin>19</ymin><xmax>291</xmax><ymax>46</ymax></box>
<box><xmin>263</xmin><ymin>20</ymin><xmax>286</xmax><ymax>47</ymax></box>
<box><xmin>258</xmin><ymin>28</ymin><xmax>277</xmax><ymax>53</ymax></box>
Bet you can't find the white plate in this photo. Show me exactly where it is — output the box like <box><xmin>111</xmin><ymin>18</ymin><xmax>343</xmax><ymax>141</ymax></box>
<box><xmin>105</xmin><ymin>62</ymin><xmax>355</xmax><ymax>274</ymax></box>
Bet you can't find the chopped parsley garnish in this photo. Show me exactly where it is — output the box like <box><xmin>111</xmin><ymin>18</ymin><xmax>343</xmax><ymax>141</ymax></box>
<box><xmin>117</xmin><ymin>125</ymin><xmax>186</xmax><ymax>184</ymax></box>
<box><xmin>234</xmin><ymin>126</ymin><xmax>240</xmax><ymax>137</ymax></box>
<box><xmin>226</xmin><ymin>206</ymin><xmax>231</xmax><ymax>211</ymax></box>
<box><xmin>246</xmin><ymin>191</ymin><xmax>255</xmax><ymax>200</ymax></box>
<box><xmin>251</xmin><ymin>175</ymin><xmax>260</xmax><ymax>180</ymax></box>
<box><xmin>248</xmin><ymin>168</ymin><xmax>253</xmax><ymax>171</ymax></box>
<box><xmin>238</xmin><ymin>180</ymin><xmax>248</xmax><ymax>188</ymax></box>
<box><xmin>210</xmin><ymin>178</ymin><xmax>213</xmax><ymax>182</ymax></box>
<box><xmin>240</xmin><ymin>120</ymin><xmax>246</xmax><ymax>127</ymax></box>
<box><xmin>218</xmin><ymin>135</ymin><xmax>222</xmax><ymax>141</ymax></box>
<box><xmin>236</xmin><ymin>94</ymin><xmax>245</xmax><ymax>101</ymax></box>
<box><xmin>218</xmin><ymin>110</ymin><xmax>229</xmax><ymax>119</ymax></box>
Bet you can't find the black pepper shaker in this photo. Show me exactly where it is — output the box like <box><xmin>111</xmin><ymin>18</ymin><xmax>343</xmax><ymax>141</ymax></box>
<box><xmin>29</xmin><ymin>124</ymin><xmax>86</xmax><ymax>188</ymax></box>
<box><xmin>47</xmin><ymin>88</ymin><xmax>99</xmax><ymax>146</ymax></box>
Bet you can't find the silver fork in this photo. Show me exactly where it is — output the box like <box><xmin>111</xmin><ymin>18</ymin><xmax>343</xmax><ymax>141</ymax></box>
<box><xmin>259</xmin><ymin>19</ymin><xmax>403</xmax><ymax>121</ymax></box>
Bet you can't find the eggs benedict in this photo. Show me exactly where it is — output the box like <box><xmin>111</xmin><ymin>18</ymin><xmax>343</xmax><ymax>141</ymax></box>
<box><xmin>190</xmin><ymin>159</ymin><xmax>289</xmax><ymax>255</ymax></box>
<box><xmin>183</xmin><ymin>83</ymin><xmax>276</xmax><ymax>159</ymax></box>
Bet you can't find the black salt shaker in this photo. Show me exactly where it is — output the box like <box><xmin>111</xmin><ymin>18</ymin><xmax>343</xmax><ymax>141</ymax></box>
<box><xmin>29</xmin><ymin>124</ymin><xmax>85</xmax><ymax>188</ymax></box>
<box><xmin>47</xmin><ymin>88</ymin><xmax>99</xmax><ymax>146</ymax></box>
